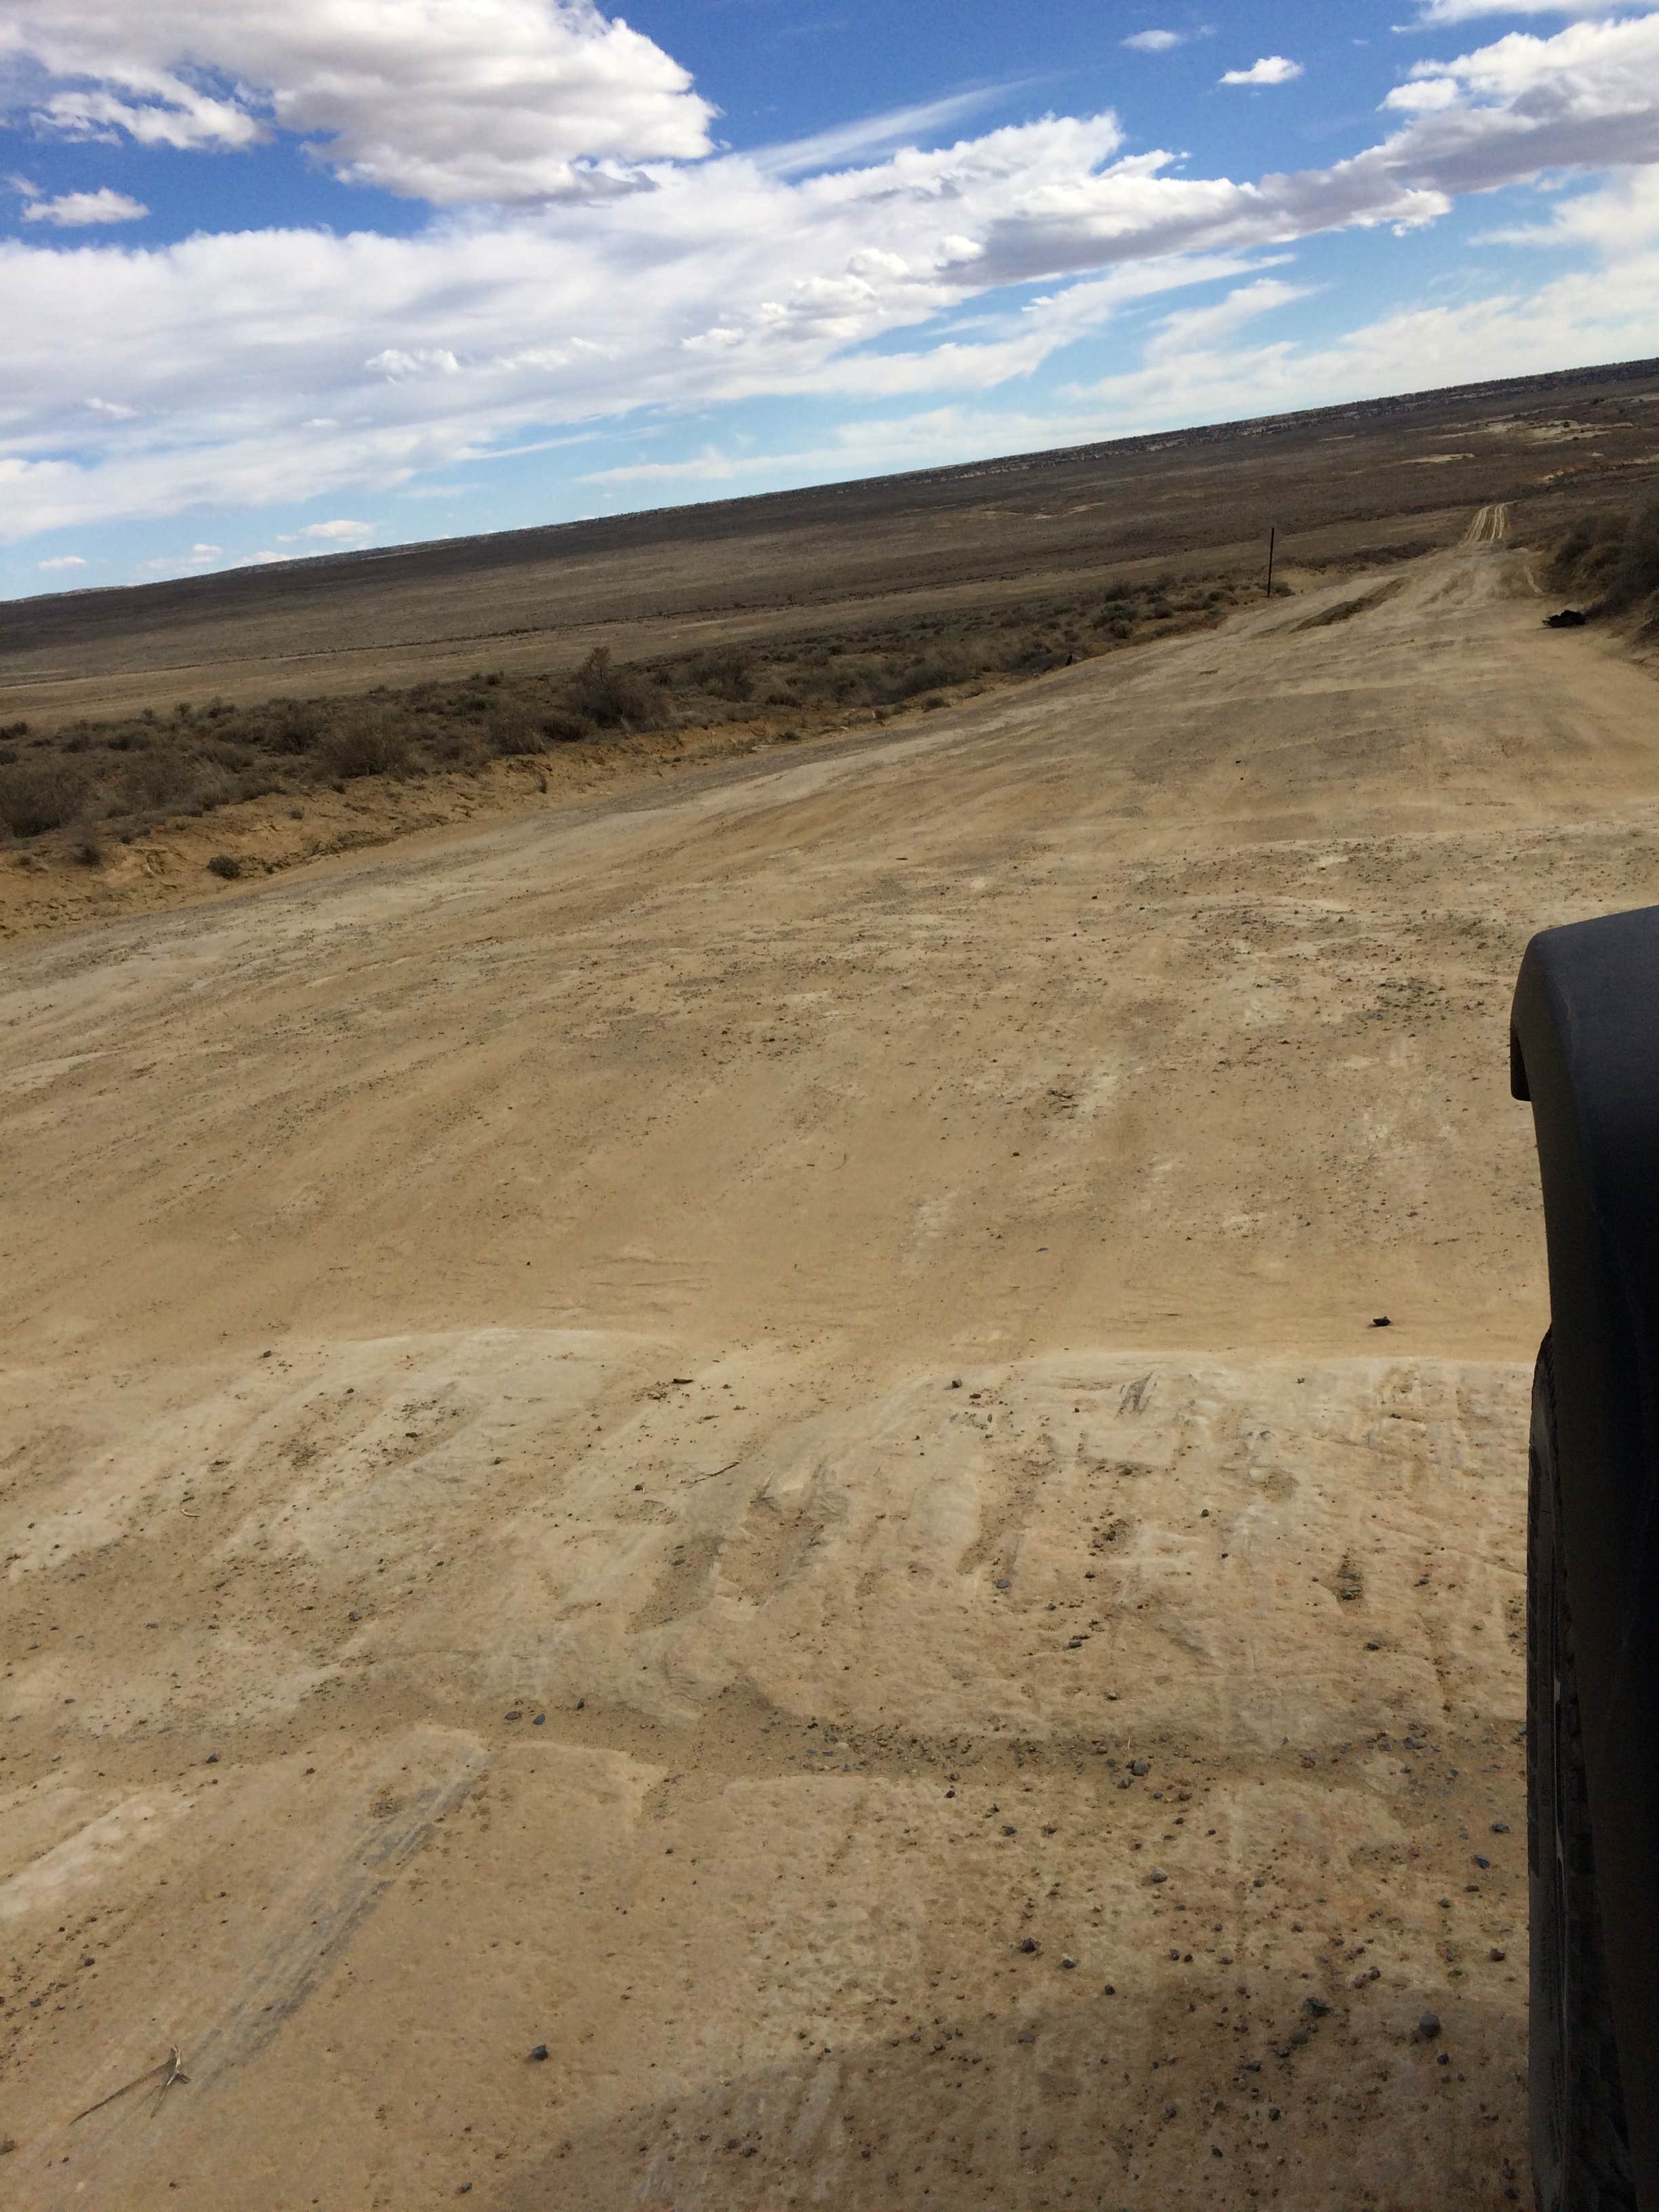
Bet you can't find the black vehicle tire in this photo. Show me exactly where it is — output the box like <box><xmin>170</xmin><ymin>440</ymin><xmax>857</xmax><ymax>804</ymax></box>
<box><xmin>1530</xmin><ymin>1332</ymin><xmax>1635</xmax><ymax>2211</ymax></box>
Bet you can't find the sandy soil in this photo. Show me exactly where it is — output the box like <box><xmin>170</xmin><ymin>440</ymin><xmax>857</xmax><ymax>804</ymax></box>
<box><xmin>7</xmin><ymin>524</ymin><xmax>1659</xmax><ymax>2209</ymax></box>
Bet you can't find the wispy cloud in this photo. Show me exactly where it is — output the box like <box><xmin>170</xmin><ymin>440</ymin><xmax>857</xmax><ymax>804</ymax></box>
<box><xmin>1412</xmin><ymin>1</ymin><xmax>1658</xmax><ymax>20</ymax></box>
<box><xmin>752</xmin><ymin>87</ymin><xmax>1025</xmax><ymax>176</ymax></box>
<box><xmin>37</xmin><ymin>553</ymin><xmax>87</xmax><ymax>569</ymax></box>
<box><xmin>1122</xmin><ymin>30</ymin><xmax>1185</xmax><ymax>53</ymax></box>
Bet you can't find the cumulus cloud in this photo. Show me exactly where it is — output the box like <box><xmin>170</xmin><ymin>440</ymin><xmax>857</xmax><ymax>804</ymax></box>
<box><xmin>36</xmin><ymin>552</ymin><xmax>86</xmax><ymax>569</ymax></box>
<box><xmin>4</xmin><ymin>9</ymin><xmax>1659</xmax><ymax>544</ymax></box>
<box><xmin>1380</xmin><ymin>16</ymin><xmax>1659</xmax><ymax>186</ymax></box>
<box><xmin>18</xmin><ymin>186</ymin><xmax>148</xmax><ymax>225</ymax></box>
<box><xmin>277</xmin><ymin>517</ymin><xmax>374</xmax><ymax>541</ymax></box>
<box><xmin>1221</xmin><ymin>57</ymin><xmax>1303</xmax><ymax>87</ymax></box>
<box><xmin>0</xmin><ymin>0</ymin><xmax>716</xmax><ymax>204</ymax></box>
<box><xmin>1123</xmin><ymin>30</ymin><xmax>1186</xmax><ymax>52</ymax></box>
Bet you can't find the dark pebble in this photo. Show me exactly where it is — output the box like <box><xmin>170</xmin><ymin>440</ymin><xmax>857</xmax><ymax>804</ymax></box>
<box><xmin>1018</xmin><ymin>1938</ymin><xmax>1040</xmax><ymax>1954</ymax></box>
<box><xmin>1371</xmin><ymin>1316</ymin><xmax>1391</xmax><ymax>1328</ymax></box>
<box><xmin>506</xmin><ymin>1711</ymin><xmax>523</xmax><ymax>1722</ymax></box>
<box><xmin>1130</xmin><ymin>1757</ymin><xmax>1150</xmax><ymax>1776</ymax></box>
<box><xmin>1489</xmin><ymin>1948</ymin><xmax>1507</xmax><ymax>1963</ymax></box>
<box><xmin>1418</xmin><ymin>2011</ymin><xmax>1441</xmax><ymax>2038</ymax></box>
<box><xmin>1490</xmin><ymin>1820</ymin><xmax>1509</xmax><ymax>1835</ymax></box>
<box><xmin>1303</xmin><ymin>1996</ymin><xmax>1330</xmax><ymax>2018</ymax></box>
<box><xmin>529</xmin><ymin>2044</ymin><xmax>550</xmax><ymax>2062</ymax></box>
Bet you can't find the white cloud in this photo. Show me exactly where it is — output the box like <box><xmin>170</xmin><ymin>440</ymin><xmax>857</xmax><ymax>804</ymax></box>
<box><xmin>1143</xmin><ymin>276</ymin><xmax>1314</xmax><ymax>360</ymax></box>
<box><xmin>18</xmin><ymin>186</ymin><xmax>148</xmax><ymax>226</ymax></box>
<box><xmin>1123</xmin><ymin>30</ymin><xmax>1186</xmax><ymax>52</ymax></box>
<box><xmin>4</xmin><ymin>9</ymin><xmax>1659</xmax><ymax>545</ymax></box>
<box><xmin>1413</xmin><ymin>1</ymin><xmax>1658</xmax><ymax>20</ymax></box>
<box><xmin>36</xmin><ymin>552</ymin><xmax>86</xmax><ymax>569</ymax></box>
<box><xmin>754</xmin><ymin>89</ymin><xmax>1019</xmax><ymax>177</ymax></box>
<box><xmin>1380</xmin><ymin>17</ymin><xmax>1659</xmax><ymax>188</ymax></box>
<box><xmin>276</xmin><ymin>517</ymin><xmax>375</xmax><ymax>541</ymax></box>
<box><xmin>582</xmin><ymin>238</ymin><xmax>1659</xmax><ymax>497</ymax></box>
<box><xmin>0</xmin><ymin>0</ymin><xmax>716</xmax><ymax>205</ymax></box>
<box><xmin>189</xmin><ymin>541</ymin><xmax>222</xmax><ymax>557</ymax></box>
<box><xmin>1221</xmin><ymin>57</ymin><xmax>1305</xmax><ymax>87</ymax></box>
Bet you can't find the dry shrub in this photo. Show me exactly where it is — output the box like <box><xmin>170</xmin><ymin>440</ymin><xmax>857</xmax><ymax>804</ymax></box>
<box><xmin>121</xmin><ymin>749</ymin><xmax>201</xmax><ymax>810</ymax></box>
<box><xmin>0</xmin><ymin>758</ymin><xmax>91</xmax><ymax>837</ymax></box>
<box><xmin>562</xmin><ymin>647</ymin><xmax>662</xmax><ymax>730</ymax></box>
<box><xmin>684</xmin><ymin>644</ymin><xmax>755</xmax><ymax>699</ymax></box>
<box><xmin>264</xmin><ymin>700</ymin><xmax>326</xmax><ymax>754</ymax></box>
<box><xmin>1548</xmin><ymin>499</ymin><xmax>1659</xmax><ymax>611</ymax></box>
<box><xmin>321</xmin><ymin>710</ymin><xmax>408</xmax><ymax>779</ymax></box>
<box><xmin>1608</xmin><ymin>499</ymin><xmax>1659</xmax><ymax>611</ymax></box>
<box><xmin>484</xmin><ymin>705</ymin><xmax>548</xmax><ymax>757</ymax></box>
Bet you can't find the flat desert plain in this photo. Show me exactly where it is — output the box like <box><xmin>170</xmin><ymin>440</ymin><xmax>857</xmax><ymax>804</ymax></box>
<box><xmin>5</xmin><ymin>511</ymin><xmax>1659</xmax><ymax>2209</ymax></box>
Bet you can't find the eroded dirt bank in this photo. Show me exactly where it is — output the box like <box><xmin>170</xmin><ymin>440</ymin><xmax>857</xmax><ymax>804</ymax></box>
<box><xmin>5</xmin><ymin>536</ymin><xmax>1659</xmax><ymax>2208</ymax></box>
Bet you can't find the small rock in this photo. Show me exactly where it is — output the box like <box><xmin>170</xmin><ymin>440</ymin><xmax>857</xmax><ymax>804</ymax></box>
<box><xmin>1130</xmin><ymin>1757</ymin><xmax>1150</xmax><ymax>1777</ymax></box>
<box><xmin>1490</xmin><ymin>1820</ymin><xmax>1509</xmax><ymax>1835</ymax></box>
<box><xmin>1018</xmin><ymin>1937</ymin><xmax>1040</xmax><ymax>1954</ymax></box>
<box><xmin>1473</xmin><ymin>1854</ymin><xmax>1491</xmax><ymax>1869</ymax></box>
<box><xmin>1269</xmin><ymin>2106</ymin><xmax>1282</xmax><ymax>2122</ymax></box>
<box><xmin>1489</xmin><ymin>1948</ymin><xmax>1507</xmax><ymax>1963</ymax></box>
<box><xmin>1016</xmin><ymin>2026</ymin><xmax>1036</xmax><ymax>2043</ymax></box>
<box><xmin>505</xmin><ymin>1711</ymin><xmax>523</xmax><ymax>1723</ymax></box>
<box><xmin>533</xmin><ymin>1713</ymin><xmax>546</xmax><ymax>1726</ymax></box>
<box><xmin>205</xmin><ymin>1753</ymin><xmax>219</xmax><ymax>1765</ymax></box>
<box><xmin>1371</xmin><ymin>1315</ymin><xmax>1391</xmax><ymax>1328</ymax></box>
<box><xmin>529</xmin><ymin>2044</ymin><xmax>550</xmax><ymax>2062</ymax></box>
<box><xmin>1149</xmin><ymin>1866</ymin><xmax>1168</xmax><ymax>1885</ymax></box>
<box><xmin>1418</xmin><ymin>2011</ymin><xmax>1441</xmax><ymax>2039</ymax></box>
<box><xmin>1303</xmin><ymin>1996</ymin><xmax>1330</xmax><ymax>2018</ymax></box>
<box><xmin>1061</xmin><ymin>1956</ymin><xmax>1078</xmax><ymax>1971</ymax></box>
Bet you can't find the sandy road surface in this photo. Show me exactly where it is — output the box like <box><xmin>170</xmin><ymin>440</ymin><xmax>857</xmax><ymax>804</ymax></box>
<box><xmin>5</xmin><ymin>536</ymin><xmax>1659</xmax><ymax>2209</ymax></box>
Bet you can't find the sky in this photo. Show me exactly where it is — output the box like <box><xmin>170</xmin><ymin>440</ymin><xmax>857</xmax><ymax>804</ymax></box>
<box><xmin>3</xmin><ymin>1</ymin><xmax>1659</xmax><ymax>598</ymax></box>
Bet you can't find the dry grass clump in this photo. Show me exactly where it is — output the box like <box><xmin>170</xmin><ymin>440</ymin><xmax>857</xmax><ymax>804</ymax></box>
<box><xmin>1548</xmin><ymin>497</ymin><xmax>1659</xmax><ymax>616</ymax></box>
<box><xmin>0</xmin><ymin>756</ymin><xmax>89</xmax><ymax>837</ymax></box>
<box><xmin>1</xmin><ymin>571</ymin><xmax>1240</xmax><ymax>859</ymax></box>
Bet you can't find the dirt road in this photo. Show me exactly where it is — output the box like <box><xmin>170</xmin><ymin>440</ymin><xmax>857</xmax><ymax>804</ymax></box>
<box><xmin>5</xmin><ymin>534</ymin><xmax>1659</xmax><ymax>2209</ymax></box>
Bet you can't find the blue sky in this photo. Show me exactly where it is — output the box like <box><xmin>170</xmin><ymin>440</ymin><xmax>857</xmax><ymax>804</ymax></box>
<box><xmin>3</xmin><ymin>0</ymin><xmax>1659</xmax><ymax>596</ymax></box>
